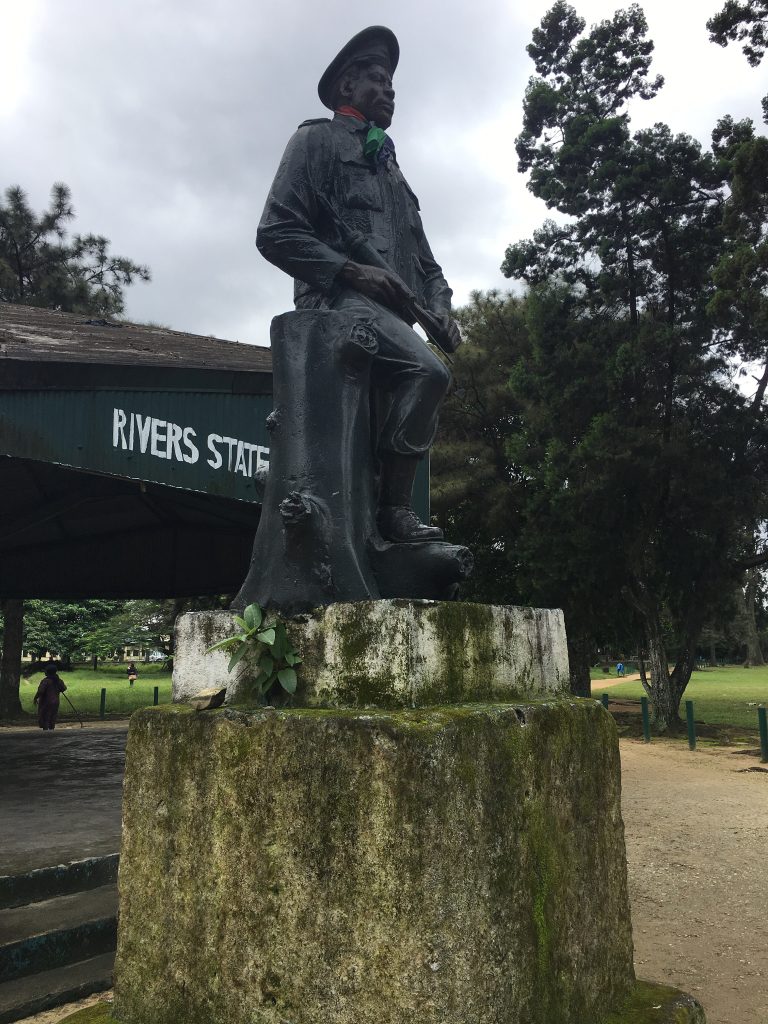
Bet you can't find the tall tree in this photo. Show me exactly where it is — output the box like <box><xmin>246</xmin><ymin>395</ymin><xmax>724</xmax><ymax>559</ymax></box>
<box><xmin>500</xmin><ymin>2</ymin><xmax>766</xmax><ymax>728</ymax></box>
<box><xmin>0</xmin><ymin>183</ymin><xmax>150</xmax><ymax>315</ymax></box>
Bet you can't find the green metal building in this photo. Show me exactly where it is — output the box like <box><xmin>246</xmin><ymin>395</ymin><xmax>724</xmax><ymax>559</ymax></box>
<box><xmin>0</xmin><ymin>303</ymin><xmax>272</xmax><ymax>598</ymax></box>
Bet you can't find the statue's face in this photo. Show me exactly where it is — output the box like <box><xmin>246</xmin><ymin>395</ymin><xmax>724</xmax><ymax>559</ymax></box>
<box><xmin>344</xmin><ymin>62</ymin><xmax>395</xmax><ymax>129</ymax></box>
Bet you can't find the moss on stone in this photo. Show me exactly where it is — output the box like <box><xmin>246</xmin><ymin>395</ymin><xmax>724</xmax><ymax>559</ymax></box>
<box><xmin>603</xmin><ymin>980</ymin><xmax>706</xmax><ymax>1022</ymax></box>
<box><xmin>115</xmin><ymin>700</ymin><xmax>633</xmax><ymax>1024</ymax></box>
<box><xmin>55</xmin><ymin>1003</ymin><xmax>116</xmax><ymax>1024</ymax></box>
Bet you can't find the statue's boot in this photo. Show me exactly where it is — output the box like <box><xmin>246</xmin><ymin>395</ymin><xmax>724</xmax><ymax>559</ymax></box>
<box><xmin>377</xmin><ymin>454</ymin><xmax>443</xmax><ymax>543</ymax></box>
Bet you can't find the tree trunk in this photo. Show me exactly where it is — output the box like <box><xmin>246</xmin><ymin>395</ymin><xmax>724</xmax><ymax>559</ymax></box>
<box><xmin>624</xmin><ymin>581</ymin><xmax>681</xmax><ymax>732</ymax></box>
<box><xmin>741</xmin><ymin>568</ymin><xmax>764</xmax><ymax>667</ymax></box>
<box><xmin>708</xmin><ymin>642</ymin><xmax>717</xmax><ymax>667</ymax></box>
<box><xmin>566</xmin><ymin>632</ymin><xmax>593</xmax><ymax>697</ymax></box>
<box><xmin>92</xmin><ymin>655</ymin><xmax>99</xmax><ymax>671</ymax></box>
<box><xmin>0</xmin><ymin>600</ymin><xmax>24</xmax><ymax>719</ymax></box>
<box><xmin>643</xmin><ymin>609</ymin><xmax>679</xmax><ymax>732</ymax></box>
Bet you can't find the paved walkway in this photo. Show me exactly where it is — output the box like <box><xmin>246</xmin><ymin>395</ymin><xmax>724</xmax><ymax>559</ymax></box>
<box><xmin>0</xmin><ymin>726</ymin><xmax>127</xmax><ymax>875</ymax></box>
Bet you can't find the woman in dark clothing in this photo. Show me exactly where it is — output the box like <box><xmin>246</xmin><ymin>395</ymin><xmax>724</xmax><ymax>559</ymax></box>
<box><xmin>127</xmin><ymin>661</ymin><xmax>138</xmax><ymax>686</ymax></box>
<box><xmin>34</xmin><ymin>663</ymin><xmax>67</xmax><ymax>730</ymax></box>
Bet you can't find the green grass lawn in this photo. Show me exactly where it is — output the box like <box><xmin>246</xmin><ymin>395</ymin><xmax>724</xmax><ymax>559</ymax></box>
<box><xmin>19</xmin><ymin>663</ymin><xmax>172</xmax><ymax>719</ymax></box>
<box><xmin>598</xmin><ymin>664</ymin><xmax>768</xmax><ymax>730</ymax></box>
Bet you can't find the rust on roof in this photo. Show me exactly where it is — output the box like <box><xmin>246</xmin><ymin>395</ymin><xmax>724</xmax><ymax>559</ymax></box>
<box><xmin>0</xmin><ymin>302</ymin><xmax>272</xmax><ymax>374</ymax></box>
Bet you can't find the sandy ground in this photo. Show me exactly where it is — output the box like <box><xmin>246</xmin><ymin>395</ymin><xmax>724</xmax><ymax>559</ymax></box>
<box><xmin>621</xmin><ymin>738</ymin><xmax>768</xmax><ymax>1024</ymax></box>
<box><xmin>15</xmin><ymin>734</ymin><xmax>768</xmax><ymax>1024</ymax></box>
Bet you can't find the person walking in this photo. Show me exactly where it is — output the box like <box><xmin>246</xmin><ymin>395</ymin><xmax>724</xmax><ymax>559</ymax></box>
<box><xmin>127</xmin><ymin>661</ymin><xmax>138</xmax><ymax>686</ymax></box>
<box><xmin>33</xmin><ymin>663</ymin><xmax>67</xmax><ymax>731</ymax></box>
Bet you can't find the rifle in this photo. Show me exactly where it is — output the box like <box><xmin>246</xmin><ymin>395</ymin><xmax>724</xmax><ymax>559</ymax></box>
<box><xmin>316</xmin><ymin>194</ymin><xmax>455</xmax><ymax>363</ymax></box>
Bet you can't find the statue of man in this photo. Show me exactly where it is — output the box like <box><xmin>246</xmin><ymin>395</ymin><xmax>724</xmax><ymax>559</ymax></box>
<box><xmin>257</xmin><ymin>25</ymin><xmax>462</xmax><ymax>544</ymax></box>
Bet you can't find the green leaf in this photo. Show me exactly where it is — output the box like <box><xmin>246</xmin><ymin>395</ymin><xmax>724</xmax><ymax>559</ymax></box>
<box><xmin>284</xmin><ymin>652</ymin><xmax>296</xmax><ymax>666</ymax></box>
<box><xmin>233</xmin><ymin>616</ymin><xmax>249</xmax><ymax>632</ymax></box>
<box><xmin>205</xmin><ymin>636</ymin><xmax>238</xmax><ymax>654</ymax></box>
<box><xmin>259</xmin><ymin>655</ymin><xmax>274</xmax><ymax>678</ymax></box>
<box><xmin>244</xmin><ymin>604</ymin><xmax>263</xmax><ymax>630</ymax></box>
<box><xmin>277</xmin><ymin>667</ymin><xmax>297</xmax><ymax>694</ymax></box>
<box><xmin>228</xmin><ymin>644</ymin><xmax>248</xmax><ymax>673</ymax></box>
<box><xmin>256</xmin><ymin>628</ymin><xmax>276</xmax><ymax>646</ymax></box>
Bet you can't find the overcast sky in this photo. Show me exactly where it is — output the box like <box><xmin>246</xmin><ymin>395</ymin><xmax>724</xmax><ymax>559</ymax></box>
<box><xmin>2</xmin><ymin>0</ymin><xmax>764</xmax><ymax>346</ymax></box>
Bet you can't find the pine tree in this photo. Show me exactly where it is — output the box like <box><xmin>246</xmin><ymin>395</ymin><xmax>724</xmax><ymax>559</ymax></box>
<box><xmin>0</xmin><ymin>182</ymin><xmax>149</xmax><ymax>315</ymax></box>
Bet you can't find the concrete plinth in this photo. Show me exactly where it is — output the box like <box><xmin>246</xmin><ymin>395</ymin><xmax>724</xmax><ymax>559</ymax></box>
<box><xmin>173</xmin><ymin>600</ymin><xmax>569</xmax><ymax>707</ymax></box>
<box><xmin>114</xmin><ymin>701</ymin><xmax>634</xmax><ymax>1024</ymax></box>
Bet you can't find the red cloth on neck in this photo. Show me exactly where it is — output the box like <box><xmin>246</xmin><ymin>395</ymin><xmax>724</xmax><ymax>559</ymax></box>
<box><xmin>335</xmin><ymin>105</ymin><xmax>367</xmax><ymax>121</ymax></box>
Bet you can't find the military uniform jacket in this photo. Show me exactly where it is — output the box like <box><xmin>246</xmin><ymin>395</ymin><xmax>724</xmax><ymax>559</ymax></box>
<box><xmin>256</xmin><ymin>113</ymin><xmax>453</xmax><ymax>316</ymax></box>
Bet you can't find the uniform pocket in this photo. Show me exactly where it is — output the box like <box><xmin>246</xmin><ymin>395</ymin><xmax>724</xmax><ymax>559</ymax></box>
<box><xmin>339</xmin><ymin>155</ymin><xmax>383</xmax><ymax>211</ymax></box>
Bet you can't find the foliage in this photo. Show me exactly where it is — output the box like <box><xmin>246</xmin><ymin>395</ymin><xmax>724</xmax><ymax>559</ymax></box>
<box><xmin>0</xmin><ymin>182</ymin><xmax>149</xmax><ymax>315</ymax></box>
<box><xmin>708</xmin><ymin>0</ymin><xmax>768</xmax><ymax>120</ymax></box>
<box><xmin>23</xmin><ymin>600</ymin><xmax>121</xmax><ymax>665</ymax></box>
<box><xmin>485</xmin><ymin>2</ymin><xmax>768</xmax><ymax>726</ymax></box>
<box><xmin>207</xmin><ymin>604</ymin><xmax>302</xmax><ymax>701</ymax></box>
<box><xmin>432</xmin><ymin>291</ymin><xmax>526</xmax><ymax>607</ymax></box>
<box><xmin>707</xmin><ymin>0</ymin><xmax>768</xmax><ymax>66</ymax></box>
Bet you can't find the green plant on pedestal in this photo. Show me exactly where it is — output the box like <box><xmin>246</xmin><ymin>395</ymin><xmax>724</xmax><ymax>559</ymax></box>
<box><xmin>206</xmin><ymin>602</ymin><xmax>302</xmax><ymax>702</ymax></box>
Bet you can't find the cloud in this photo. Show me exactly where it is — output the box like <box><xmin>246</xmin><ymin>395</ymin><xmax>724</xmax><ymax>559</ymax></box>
<box><xmin>2</xmin><ymin>0</ymin><xmax>764</xmax><ymax>344</ymax></box>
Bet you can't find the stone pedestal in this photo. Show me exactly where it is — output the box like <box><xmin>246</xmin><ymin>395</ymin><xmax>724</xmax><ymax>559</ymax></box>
<box><xmin>172</xmin><ymin>600</ymin><xmax>570</xmax><ymax>707</ymax></box>
<box><xmin>114</xmin><ymin>701</ymin><xmax>633</xmax><ymax>1024</ymax></box>
<box><xmin>110</xmin><ymin>599</ymin><xmax>706</xmax><ymax>1023</ymax></box>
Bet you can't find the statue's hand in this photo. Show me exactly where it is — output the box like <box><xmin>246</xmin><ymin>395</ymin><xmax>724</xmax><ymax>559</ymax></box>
<box><xmin>339</xmin><ymin>261</ymin><xmax>415</xmax><ymax>317</ymax></box>
<box><xmin>436</xmin><ymin>314</ymin><xmax>462</xmax><ymax>353</ymax></box>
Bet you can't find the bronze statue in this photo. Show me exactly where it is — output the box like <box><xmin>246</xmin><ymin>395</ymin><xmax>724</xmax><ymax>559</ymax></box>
<box><xmin>234</xmin><ymin>26</ymin><xmax>471</xmax><ymax>613</ymax></box>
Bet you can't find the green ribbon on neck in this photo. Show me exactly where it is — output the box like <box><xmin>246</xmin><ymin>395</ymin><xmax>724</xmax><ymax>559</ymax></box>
<box><xmin>364</xmin><ymin>125</ymin><xmax>393</xmax><ymax>165</ymax></box>
<box><xmin>364</xmin><ymin>125</ymin><xmax>388</xmax><ymax>160</ymax></box>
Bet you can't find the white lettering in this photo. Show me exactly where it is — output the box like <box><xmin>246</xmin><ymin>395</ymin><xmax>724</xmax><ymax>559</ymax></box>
<box><xmin>166</xmin><ymin>422</ymin><xmax>183</xmax><ymax>461</ymax></box>
<box><xmin>113</xmin><ymin>408</ymin><xmax>127</xmax><ymax>449</ymax></box>
<box><xmin>135</xmin><ymin>414</ymin><xmax>152</xmax><ymax>454</ymax></box>
<box><xmin>206</xmin><ymin>433</ymin><xmax>223</xmax><ymax>469</ymax></box>
<box><xmin>222</xmin><ymin>435</ymin><xmax>237</xmax><ymax>471</ymax></box>
<box><xmin>182</xmin><ymin>427</ymin><xmax>199</xmax><ymax>464</ymax></box>
<box><xmin>110</xmin><ymin>410</ymin><xmax>265</xmax><ymax>478</ymax></box>
<box><xmin>150</xmin><ymin>419</ymin><xmax>168</xmax><ymax>458</ymax></box>
<box><xmin>234</xmin><ymin>440</ymin><xmax>248</xmax><ymax>476</ymax></box>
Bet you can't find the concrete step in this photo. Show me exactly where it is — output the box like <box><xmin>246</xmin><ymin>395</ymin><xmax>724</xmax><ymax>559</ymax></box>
<box><xmin>0</xmin><ymin>855</ymin><xmax>119</xmax><ymax>910</ymax></box>
<box><xmin>0</xmin><ymin>885</ymin><xmax>117</xmax><ymax>983</ymax></box>
<box><xmin>0</xmin><ymin>952</ymin><xmax>113</xmax><ymax>1024</ymax></box>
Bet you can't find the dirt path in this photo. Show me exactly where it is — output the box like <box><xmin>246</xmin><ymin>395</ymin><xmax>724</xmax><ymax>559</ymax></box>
<box><xmin>621</xmin><ymin>738</ymin><xmax>768</xmax><ymax>1024</ymax></box>
<box><xmin>592</xmin><ymin>672</ymin><xmax>642</xmax><ymax>688</ymax></box>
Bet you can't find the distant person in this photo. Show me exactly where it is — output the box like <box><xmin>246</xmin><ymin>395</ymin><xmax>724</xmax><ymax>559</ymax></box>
<box><xmin>33</xmin><ymin>663</ymin><xmax>67</xmax><ymax>731</ymax></box>
<box><xmin>127</xmin><ymin>661</ymin><xmax>138</xmax><ymax>687</ymax></box>
<box><xmin>616</xmin><ymin>661</ymin><xmax>625</xmax><ymax>677</ymax></box>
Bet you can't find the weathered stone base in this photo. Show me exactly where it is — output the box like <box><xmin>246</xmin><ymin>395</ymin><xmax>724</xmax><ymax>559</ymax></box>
<box><xmin>58</xmin><ymin>980</ymin><xmax>708</xmax><ymax>1023</ymax></box>
<box><xmin>173</xmin><ymin>599</ymin><xmax>570</xmax><ymax>706</ymax></box>
<box><xmin>115</xmin><ymin>700</ymin><xmax>633</xmax><ymax>1024</ymax></box>
<box><xmin>605</xmin><ymin>980</ymin><xmax>706</xmax><ymax>1022</ymax></box>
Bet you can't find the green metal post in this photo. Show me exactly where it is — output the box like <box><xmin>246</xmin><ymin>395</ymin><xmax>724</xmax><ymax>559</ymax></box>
<box><xmin>758</xmin><ymin>705</ymin><xmax>768</xmax><ymax>764</ymax></box>
<box><xmin>99</xmin><ymin>688</ymin><xmax>106</xmax><ymax>719</ymax></box>
<box><xmin>153</xmin><ymin>685</ymin><xmax>159</xmax><ymax>707</ymax></box>
<box><xmin>686</xmin><ymin>700</ymin><xmax>696</xmax><ymax>751</ymax></box>
<box><xmin>600</xmin><ymin>693</ymin><xmax>610</xmax><ymax>711</ymax></box>
<box><xmin>640</xmin><ymin>697</ymin><xmax>651</xmax><ymax>742</ymax></box>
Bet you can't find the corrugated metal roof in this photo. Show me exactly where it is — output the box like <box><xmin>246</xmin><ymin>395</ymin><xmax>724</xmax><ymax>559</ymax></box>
<box><xmin>0</xmin><ymin>302</ymin><xmax>272</xmax><ymax>374</ymax></box>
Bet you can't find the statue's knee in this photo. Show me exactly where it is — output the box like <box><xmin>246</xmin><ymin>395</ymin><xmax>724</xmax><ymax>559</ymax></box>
<box><xmin>427</xmin><ymin>354</ymin><xmax>452</xmax><ymax>397</ymax></box>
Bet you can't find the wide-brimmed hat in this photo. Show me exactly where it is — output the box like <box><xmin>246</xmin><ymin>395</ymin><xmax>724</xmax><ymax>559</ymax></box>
<box><xmin>318</xmin><ymin>25</ymin><xmax>399</xmax><ymax>109</ymax></box>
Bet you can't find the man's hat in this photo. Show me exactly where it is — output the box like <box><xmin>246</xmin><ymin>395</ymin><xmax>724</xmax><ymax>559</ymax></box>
<box><xmin>318</xmin><ymin>26</ymin><xmax>399</xmax><ymax>109</ymax></box>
